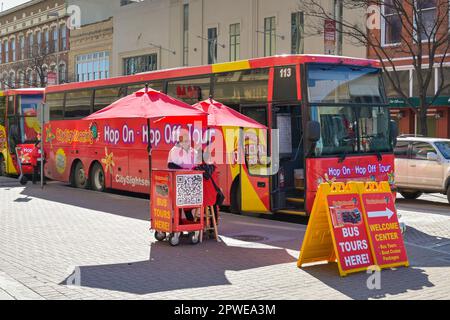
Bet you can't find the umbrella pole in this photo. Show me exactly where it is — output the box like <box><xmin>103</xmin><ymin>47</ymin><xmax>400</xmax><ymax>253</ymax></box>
<box><xmin>147</xmin><ymin>118</ymin><xmax>152</xmax><ymax>207</ymax></box>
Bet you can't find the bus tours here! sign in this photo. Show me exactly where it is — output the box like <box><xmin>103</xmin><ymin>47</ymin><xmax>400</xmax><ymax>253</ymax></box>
<box><xmin>298</xmin><ymin>181</ymin><xmax>408</xmax><ymax>277</ymax></box>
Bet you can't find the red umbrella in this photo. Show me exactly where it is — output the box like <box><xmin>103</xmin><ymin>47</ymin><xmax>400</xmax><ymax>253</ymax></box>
<box><xmin>83</xmin><ymin>86</ymin><xmax>208</xmax><ymax>205</ymax></box>
<box><xmin>192</xmin><ymin>99</ymin><xmax>267</xmax><ymax>129</ymax></box>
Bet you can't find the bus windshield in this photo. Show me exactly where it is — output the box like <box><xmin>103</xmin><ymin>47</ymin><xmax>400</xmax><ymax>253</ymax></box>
<box><xmin>307</xmin><ymin>64</ymin><xmax>384</xmax><ymax>104</ymax></box>
<box><xmin>19</xmin><ymin>94</ymin><xmax>41</xmax><ymax>143</ymax></box>
<box><xmin>310</xmin><ymin>106</ymin><xmax>392</xmax><ymax>156</ymax></box>
<box><xmin>307</xmin><ymin>63</ymin><xmax>391</xmax><ymax>157</ymax></box>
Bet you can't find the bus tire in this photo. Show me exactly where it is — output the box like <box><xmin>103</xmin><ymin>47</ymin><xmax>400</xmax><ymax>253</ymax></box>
<box><xmin>90</xmin><ymin>162</ymin><xmax>105</xmax><ymax>192</ymax></box>
<box><xmin>73</xmin><ymin>161</ymin><xmax>88</xmax><ymax>189</ymax></box>
<box><xmin>0</xmin><ymin>156</ymin><xmax>5</xmax><ymax>176</ymax></box>
<box><xmin>230</xmin><ymin>178</ymin><xmax>241</xmax><ymax>214</ymax></box>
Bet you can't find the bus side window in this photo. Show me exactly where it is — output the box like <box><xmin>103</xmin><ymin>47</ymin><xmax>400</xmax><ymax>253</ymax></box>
<box><xmin>0</xmin><ymin>96</ymin><xmax>6</xmax><ymax>126</ymax></box>
<box><xmin>167</xmin><ymin>77</ymin><xmax>211</xmax><ymax>104</ymax></box>
<box><xmin>7</xmin><ymin>96</ymin><xmax>14</xmax><ymax>115</ymax></box>
<box><xmin>94</xmin><ymin>86</ymin><xmax>126</xmax><ymax>113</ymax></box>
<box><xmin>65</xmin><ymin>89</ymin><xmax>93</xmax><ymax>118</ymax></box>
<box><xmin>7</xmin><ymin>117</ymin><xmax>20</xmax><ymax>153</ymax></box>
<box><xmin>127</xmin><ymin>82</ymin><xmax>163</xmax><ymax>95</ymax></box>
<box><xmin>47</xmin><ymin>93</ymin><xmax>65</xmax><ymax>120</ymax></box>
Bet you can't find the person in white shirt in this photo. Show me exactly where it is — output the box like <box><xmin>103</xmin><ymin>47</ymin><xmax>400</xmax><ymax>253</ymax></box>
<box><xmin>167</xmin><ymin>131</ymin><xmax>201</xmax><ymax>221</ymax></box>
<box><xmin>167</xmin><ymin>131</ymin><xmax>199</xmax><ymax>170</ymax></box>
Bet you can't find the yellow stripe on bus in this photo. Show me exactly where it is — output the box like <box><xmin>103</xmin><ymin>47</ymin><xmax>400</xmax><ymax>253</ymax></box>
<box><xmin>212</xmin><ymin>60</ymin><xmax>251</xmax><ymax>73</ymax></box>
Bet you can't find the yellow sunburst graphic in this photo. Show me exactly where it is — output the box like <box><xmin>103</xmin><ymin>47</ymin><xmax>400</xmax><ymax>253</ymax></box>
<box><xmin>101</xmin><ymin>147</ymin><xmax>115</xmax><ymax>174</ymax></box>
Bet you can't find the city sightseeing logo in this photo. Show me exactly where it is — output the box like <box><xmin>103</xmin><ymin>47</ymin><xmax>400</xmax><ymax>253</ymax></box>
<box><xmin>55</xmin><ymin>148</ymin><xmax>67</xmax><ymax>174</ymax></box>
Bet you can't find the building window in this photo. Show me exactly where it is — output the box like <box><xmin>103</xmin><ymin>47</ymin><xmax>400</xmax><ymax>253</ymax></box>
<box><xmin>264</xmin><ymin>16</ymin><xmax>276</xmax><ymax>56</ymax></box>
<box><xmin>416</xmin><ymin>0</ymin><xmax>437</xmax><ymax>40</ymax></box>
<box><xmin>61</xmin><ymin>24</ymin><xmax>67</xmax><ymax>51</ymax></box>
<box><xmin>229</xmin><ymin>23</ymin><xmax>240</xmax><ymax>61</ymax></box>
<box><xmin>11</xmin><ymin>39</ymin><xmax>16</xmax><ymax>62</ymax></box>
<box><xmin>382</xmin><ymin>0</ymin><xmax>402</xmax><ymax>45</ymax></box>
<box><xmin>44</xmin><ymin>29</ymin><xmax>49</xmax><ymax>54</ymax></box>
<box><xmin>52</xmin><ymin>26</ymin><xmax>58</xmax><ymax>53</ymax></box>
<box><xmin>36</xmin><ymin>31</ymin><xmax>42</xmax><ymax>54</ymax></box>
<box><xmin>28</xmin><ymin>34</ymin><xmax>34</xmax><ymax>58</ymax></box>
<box><xmin>59</xmin><ymin>63</ymin><xmax>66</xmax><ymax>83</ymax></box>
<box><xmin>183</xmin><ymin>4</ymin><xmax>189</xmax><ymax>66</ymax></box>
<box><xmin>207</xmin><ymin>27</ymin><xmax>218</xmax><ymax>64</ymax></box>
<box><xmin>19</xmin><ymin>36</ymin><xmax>25</xmax><ymax>60</ymax></box>
<box><xmin>4</xmin><ymin>41</ymin><xmax>9</xmax><ymax>63</ymax></box>
<box><xmin>27</xmin><ymin>70</ymin><xmax>34</xmax><ymax>87</ymax></box>
<box><xmin>19</xmin><ymin>71</ymin><xmax>25</xmax><ymax>88</ymax></box>
<box><xmin>291</xmin><ymin>12</ymin><xmax>304</xmax><ymax>54</ymax></box>
<box><xmin>76</xmin><ymin>51</ymin><xmax>110</xmax><ymax>82</ymax></box>
<box><xmin>123</xmin><ymin>54</ymin><xmax>157</xmax><ymax>75</ymax></box>
<box><xmin>9</xmin><ymin>71</ymin><xmax>15</xmax><ymax>88</ymax></box>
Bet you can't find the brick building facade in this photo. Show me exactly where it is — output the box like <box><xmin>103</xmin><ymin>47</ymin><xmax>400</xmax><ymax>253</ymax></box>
<box><xmin>368</xmin><ymin>0</ymin><xmax>450</xmax><ymax>138</ymax></box>
<box><xmin>0</xmin><ymin>0</ymin><xmax>69</xmax><ymax>89</ymax></box>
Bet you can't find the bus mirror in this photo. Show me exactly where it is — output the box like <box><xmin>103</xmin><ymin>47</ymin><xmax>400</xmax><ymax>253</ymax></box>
<box><xmin>307</xmin><ymin>121</ymin><xmax>321</xmax><ymax>143</ymax></box>
<box><xmin>389</xmin><ymin>120</ymin><xmax>398</xmax><ymax>147</ymax></box>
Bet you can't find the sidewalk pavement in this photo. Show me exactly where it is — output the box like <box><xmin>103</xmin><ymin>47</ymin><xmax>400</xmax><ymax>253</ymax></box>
<box><xmin>0</xmin><ymin>271</ymin><xmax>44</xmax><ymax>300</ymax></box>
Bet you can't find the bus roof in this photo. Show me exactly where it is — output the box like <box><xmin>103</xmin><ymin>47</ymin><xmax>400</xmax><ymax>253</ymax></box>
<box><xmin>46</xmin><ymin>54</ymin><xmax>381</xmax><ymax>94</ymax></box>
<box><xmin>0</xmin><ymin>88</ymin><xmax>45</xmax><ymax>96</ymax></box>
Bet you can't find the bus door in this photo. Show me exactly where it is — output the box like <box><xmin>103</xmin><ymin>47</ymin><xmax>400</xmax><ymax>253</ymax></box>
<box><xmin>0</xmin><ymin>95</ymin><xmax>7</xmax><ymax>175</ymax></box>
<box><xmin>6</xmin><ymin>116</ymin><xmax>20</xmax><ymax>173</ymax></box>
<box><xmin>238</xmin><ymin>104</ymin><xmax>271</xmax><ymax>213</ymax></box>
<box><xmin>271</xmin><ymin>104</ymin><xmax>305</xmax><ymax>214</ymax></box>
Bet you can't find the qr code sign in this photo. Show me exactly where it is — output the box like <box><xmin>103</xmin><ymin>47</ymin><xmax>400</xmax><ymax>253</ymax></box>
<box><xmin>176</xmin><ymin>174</ymin><xmax>203</xmax><ymax>206</ymax></box>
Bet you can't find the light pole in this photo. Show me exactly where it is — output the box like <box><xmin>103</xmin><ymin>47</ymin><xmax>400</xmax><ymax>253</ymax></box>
<box><xmin>47</xmin><ymin>12</ymin><xmax>60</xmax><ymax>85</ymax></box>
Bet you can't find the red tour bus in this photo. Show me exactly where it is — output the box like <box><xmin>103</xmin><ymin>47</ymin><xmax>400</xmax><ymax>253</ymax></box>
<box><xmin>43</xmin><ymin>55</ymin><xmax>397</xmax><ymax>216</ymax></box>
<box><xmin>0</xmin><ymin>89</ymin><xmax>45</xmax><ymax>177</ymax></box>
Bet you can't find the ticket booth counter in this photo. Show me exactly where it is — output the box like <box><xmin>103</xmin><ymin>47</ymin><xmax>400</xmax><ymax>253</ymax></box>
<box><xmin>151</xmin><ymin>169</ymin><xmax>204</xmax><ymax>246</ymax></box>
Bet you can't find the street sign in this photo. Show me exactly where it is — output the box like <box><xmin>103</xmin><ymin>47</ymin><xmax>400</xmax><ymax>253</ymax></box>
<box><xmin>298</xmin><ymin>181</ymin><xmax>409</xmax><ymax>277</ymax></box>
<box><xmin>324</xmin><ymin>19</ymin><xmax>336</xmax><ymax>55</ymax></box>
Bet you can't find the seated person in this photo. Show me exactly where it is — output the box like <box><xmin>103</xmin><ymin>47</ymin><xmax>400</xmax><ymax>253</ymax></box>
<box><xmin>167</xmin><ymin>131</ymin><xmax>199</xmax><ymax>170</ymax></box>
<box><xmin>167</xmin><ymin>132</ymin><xmax>200</xmax><ymax>222</ymax></box>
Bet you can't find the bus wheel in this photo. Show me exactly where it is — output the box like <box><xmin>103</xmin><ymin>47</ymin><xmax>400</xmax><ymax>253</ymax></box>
<box><xmin>73</xmin><ymin>162</ymin><xmax>88</xmax><ymax>189</ymax></box>
<box><xmin>91</xmin><ymin>162</ymin><xmax>105</xmax><ymax>192</ymax></box>
<box><xmin>0</xmin><ymin>157</ymin><xmax>5</xmax><ymax>176</ymax></box>
<box><xmin>230</xmin><ymin>180</ymin><xmax>241</xmax><ymax>214</ymax></box>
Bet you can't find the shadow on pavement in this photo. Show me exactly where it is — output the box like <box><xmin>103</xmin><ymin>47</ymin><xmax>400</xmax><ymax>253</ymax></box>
<box><xmin>18</xmin><ymin>182</ymin><xmax>150</xmax><ymax>221</ymax></box>
<box><xmin>396</xmin><ymin>198</ymin><xmax>450</xmax><ymax>217</ymax></box>
<box><xmin>59</xmin><ymin>240</ymin><xmax>297</xmax><ymax>295</ymax></box>
<box><xmin>299</xmin><ymin>226</ymin><xmax>450</xmax><ymax>299</ymax></box>
<box><xmin>301</xmin><ymin>263</ymin><xmax>433</xmax><ymax>300</ymax></box>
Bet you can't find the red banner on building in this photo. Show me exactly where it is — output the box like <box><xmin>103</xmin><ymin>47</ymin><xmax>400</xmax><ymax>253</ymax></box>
<box><xmin>324</xmin><ymin>19</ymin><xmax>336</xmax><ymax>54</ymax></box>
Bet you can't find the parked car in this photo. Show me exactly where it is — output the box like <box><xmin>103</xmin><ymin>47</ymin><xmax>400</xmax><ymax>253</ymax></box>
<box><xmin>394</xmin><ymin>136</ymin><xmax>450</xmax><ymax>204</ymax></box>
